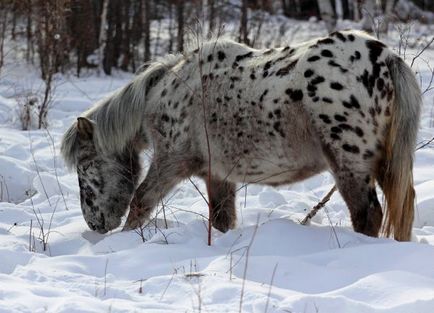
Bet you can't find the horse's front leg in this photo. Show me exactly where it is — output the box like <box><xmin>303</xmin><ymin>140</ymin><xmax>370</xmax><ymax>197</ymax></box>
<box><xmin>123</xmin><ymin>155</ymin><xmax>203</xmax><ymax>231</ymax></box>
<box><xmin>204</xmin><ymin>176</ymin><xmax>236</xmax><ymax>233</ymax></box>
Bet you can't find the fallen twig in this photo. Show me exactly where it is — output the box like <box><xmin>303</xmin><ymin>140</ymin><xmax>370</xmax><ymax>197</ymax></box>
<box><xmin>301</xmin><ymin>186</ymin><xmax>337</xmax><ymax>226</ymax></box>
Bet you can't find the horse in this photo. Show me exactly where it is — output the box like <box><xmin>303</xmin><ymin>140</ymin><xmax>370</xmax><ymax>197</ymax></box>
<box><xmin>61</xmin><ymin>30</ymin><xmax>421</xmax><ymax>241</ymax></box>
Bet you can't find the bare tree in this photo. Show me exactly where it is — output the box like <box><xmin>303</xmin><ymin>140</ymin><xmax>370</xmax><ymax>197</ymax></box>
<box><xmin>35</xmin><ymin>0</ymin><xmax>69</xmax><ymax>128</ymax></box>
<box><xmin>25</xmin><ymin>0</ymin><xmax>34</xmax><ymax>63</ymax></box>
<box><xmin>353</xmin><ymin>0</ymin><xmax>360</xmax><ymax>21</ymax></box>
<box><xmin>208</xmin><ymin>0</ymin><xmax>216</xmax><ymax>36</ymax></box>
<box><xmin>143</xmin><ymin>0</ymin><xmax>151</xmax><ymax>62</ymax></box>
<box><xmin>0</xmin><ymin>2</ymin><xmax>8</xmax><ymax>73</ymax></box>
<box><xmin>380</xmin><ymin>0</ymin><xmax>396</xmax><ymax>34</ymax></box>
<box><xmin>239</xmin><ymin>0</ymin><xmax>249</xmax><ymax>45</ymax></box>
<box><xmin>176</xmin><ymin>0</ymin><xmax>185</xmax><ymax>52</ymax></box>
<box><xmin>361</xmin><ymin>0</ymin><xmax>377</xmax><ymax>32</ymax></box>
<box><xmin>317</xmin><ymin>0</ymin><xmax>336</xmax><ymax>32</ymax></box>
<box><xmin>335</xmin><ymin>0</ymin><xmax>343</xmax><ymax>20</ymax></box>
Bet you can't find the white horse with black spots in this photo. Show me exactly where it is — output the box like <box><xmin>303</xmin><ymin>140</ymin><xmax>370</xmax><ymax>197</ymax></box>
<box><xmin>61</xmin><ymin>30</ymin><xmax>421</xmax><ymax>241</ymax></box>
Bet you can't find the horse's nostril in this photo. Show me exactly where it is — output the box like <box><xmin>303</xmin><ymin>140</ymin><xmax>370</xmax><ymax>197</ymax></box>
<box><xmin>88</xmin><ymin>222</ymin><xmax>97</xmax><ymax>231</ymax></box>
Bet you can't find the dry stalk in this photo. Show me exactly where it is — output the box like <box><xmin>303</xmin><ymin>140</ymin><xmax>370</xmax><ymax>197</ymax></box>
<box><xmin>239</xmin><ymin>216</ymin><xmax>260</xmax><ymax>313</ymax></box>
<box><xmin>264</xmin><ymin>263</ymin><xmax>278</xmax><ymax>313</ymax></box>
<box><xmin>301</xmin><ymin>186</ymin><xmax>337</xmax><ymax>225</ymax></box>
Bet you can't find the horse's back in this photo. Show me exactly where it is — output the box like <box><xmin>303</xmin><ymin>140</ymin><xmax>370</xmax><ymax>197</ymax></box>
<box><xmin>145</xmin><ymin>31</ymin><xmax>395</xmax><ymax>184</ymax></box>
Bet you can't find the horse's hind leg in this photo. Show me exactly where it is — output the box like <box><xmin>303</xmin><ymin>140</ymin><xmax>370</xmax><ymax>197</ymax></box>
<box><xmin>333</xmin><ymin>171</ymin><xmax>383</xmax><ymax>237</ymax></box>
<box><xmin>204</xmin><ymin>177</ymin><xmax>236</xmax><ymax>233</ymax></box>
<box><xmin>322</xmin><ymin>147</ymin><xmax>383</xmax><ymax>237</ymax></box>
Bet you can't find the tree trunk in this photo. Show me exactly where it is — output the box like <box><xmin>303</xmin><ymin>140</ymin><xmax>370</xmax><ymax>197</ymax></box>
<box><xmin>144</xmin><ymin>0</ymin><xmax>151</xmax><ymax>62</ymax></box>
<box><xmin>0</xmin><ymin>4</ymin><xmax>7</xmax><ymax>72</ymax></box>
<box><xmin>361</xmin><ymin>0</ymin><xmax>376</xmax><ymax>32</ymax></box>
<box><xmin>176</xmin><ymin>0</ymin><xmax>184</xmax><ymax>52</ymax></box>
<box><xmin>239</xmin><ymin>0</ymin><xmax>248</xmax><ymax>45</ymax></box>
<box><xmin>25</xmin><ymin>0</ymin><xmax>33</xmax><ymax>63</ymax></box>
<box><xmin>317</xmin><ymin>0</ymin><xmax>336</xmax><ymax>33</ymax></box>
<box><xmin>380</xmin><ymin>0</ymin><xmax>395</xmax><ymax>34</ymax></box>
<box><xmin>102</xmin><ymin>0</ymin><xmax>113</xmax><ymax>75</ymax></box>
<box><xmin>208</xmin><ymin>0</ymin><xmax>215</xmax><ymax>36</ymax></box>
<box><xmin>120</xmin><ymin>0</ymin><xmax>131</xmax><ymax>71</ymax></box>
<box><xmin>335</xmin><ymin>0</ymin><xmax>343</xmax><ymax>20</ymax></box>
<box><xmin>168</xmin><ymin>2</ymin><xmax>174</xmax><ymax>52</ymax></box>
<box><xmin>99</xmin><ymin>0</ymin><xmax>109</xmax><ymax>74</ymax></box>
<box><xmin>353</xmin><ymin>0</ymin><xmax>360</xmax><ymax>21</ymax></box>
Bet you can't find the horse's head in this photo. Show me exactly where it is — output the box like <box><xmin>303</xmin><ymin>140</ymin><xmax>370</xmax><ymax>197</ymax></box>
<box><xmin>74</xmin><ymin>117</ymin><xmax>142</xmax><ymax>233</ymax></box>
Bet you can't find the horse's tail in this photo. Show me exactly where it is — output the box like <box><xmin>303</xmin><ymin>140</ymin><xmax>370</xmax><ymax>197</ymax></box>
<box><xmin>379</xmin><ymin>55</ymin><xmax>421</xmax><ymax>241</ymax></box>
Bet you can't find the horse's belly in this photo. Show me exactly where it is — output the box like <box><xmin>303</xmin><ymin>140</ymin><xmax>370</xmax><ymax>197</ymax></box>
<box><xmin>210</xmin><ymin>135</ymin><xmax>328</xmax><ymax>186</ymax></box>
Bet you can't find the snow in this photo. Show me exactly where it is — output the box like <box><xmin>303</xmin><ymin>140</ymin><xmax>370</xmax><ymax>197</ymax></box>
<box><xmin>1</xmin><ymin>20</ymin><xmax>434</xmax><ymax>313</ymax></box>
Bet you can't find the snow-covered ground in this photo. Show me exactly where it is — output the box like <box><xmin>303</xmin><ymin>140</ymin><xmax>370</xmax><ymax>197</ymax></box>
<box><xmin>1</xmin><ymin>20</ymin><xmax>434</xmax><ymax>313</ymax></box>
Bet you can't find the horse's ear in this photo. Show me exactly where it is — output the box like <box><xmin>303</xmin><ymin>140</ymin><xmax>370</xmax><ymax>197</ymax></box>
<box><xmin>77</xmin><ymin>117</ymin><xmax>95</xmax><ymax>140</ymax></box>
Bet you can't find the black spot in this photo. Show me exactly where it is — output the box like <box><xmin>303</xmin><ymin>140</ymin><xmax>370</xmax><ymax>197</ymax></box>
<box><xmin>307</xmin><ymin>84</ymin><xmax>317</xmax><ymax>92</ymax></box>
<box><xmin>264</xmin><ymin>61</ymin><xmax>272</xmax><ymax>71</ymax></box>
<box><xmin>235</xmin><ymin>51</ymin><xmax>253</xmax><ymax>62</ymax></box>
<box><xmin>331</xmin><ymin>133</ymin><xmax>341</xmax><ymax>140</ymax></box>
<box><xmin>366</xmin><ymin>40</ymin><xmax>386</xmax><ymax>62</ymax></box>
<box><xmin>342</xmin><ymin>95</ymin><xmax>360</xmax><ymax>109</ymax></box>
<box><xmin>355</xmin><ymin>126</ymin><xmax>364</xmax><ymax>137</ymax></box>
<box><xmin>276</xmin><ymin>60</ymin><xmax>298</xmax><ymax>77</ymax></box>
<box><xmin>263</xmin><ymin>71</ymin><xmax>269</xmax><ymax>78</ymax></box>
<box><xmin>282</xmin><ymin>46</ymin><xmax>290</xmax><ymax>52</ymax></box>
<box><xmin>348</xmin><ymin>34</ymin><xmax>355</xmax><ymax>41</ymax></box>
<box><xmin>274</xmin><ymin>109</ymin><xmax>282</xmax><ymax>117</ymax></box>
<box><xmin>161</xmin><ymin>114</ymin><xmax>170</xmax><ymax>122</ymax></box>
<box><xmin>321</xmin><ymin>49</ymin><xmax>333</xmax><ymax>57</ymax></box>
<box><xmin>217</xmin><ymin>51</ymin><xmax>226</xmax><ymax>61</ymax></box>
<box><xmin>304</xmin><ymin>69</ymin><xmax>314</xmax><ymax>78</ymax></box>
<box><xmin>322</xmin><ymin>97</ymin><xmax>333</xmax><ymax>103</ymax></box>
<box><xmin>330</xmin><ymin>82</ymin><xmax>343</xmax><ymax>90</ymax></box>
<box><xmin>312</xmin><ymin>96</ymin><xmax>319</xmax><ymax>102</ymax></box>
<box><xmin>350</xmin><ymin>51</ymin><xmax>361</xmax><ymax>62</ymax></box>
<box><xmin>377</xmin><ymin>78</ymin><xmax>385</xmax><ymax>91</ymax></box>
<box><xmin>250</xmin><ymin>72</ymin><xmax>256</xmax><ymax>80</ymax></box>
<box><xmin>328</xmin><ymin>60</ymin><xmax>348</xmax><ymax>73</ymax></box>
<box><xmin>339</xmin><ymin>123</ymin><xmax>353</xmax><ymax>131</ymax></box>
<box><xmin>161</xmin><ymin>89</ymin><xmax>167</xmax><ymax>97</ymax></box>
<box><xmin>311</xmin><ymin>76</ymin><xmax>325</xmax><ymax>85</ymax></box>
<box><xmin>260</xmin><ymin>89</ymin><xmax>269</xmax><ymax>102</ymax></box>
<box><xmin>318</xmin><ymin>114</ymin><xmax>331</xmax><ymax>124</ymax></box>
<box><xmin>317</xmin><ymin>38</ymin><xmax>335</xmax><ymax>45</ymax></box>
<box><xmin>331</xmin><ymin>126</ymin><xmax>342</xmax><ymax>133</ymax></box>
<box><xmin>334</xmin><ymin>114</ymin><xmax>347</xmax><ymax>122</ymax></box>
<box><xmin>331</xmin><ymin>31</ymin><xmax>346</xmax><ymax>42</ymax></box>
<box><xmin>207</xmin><ymin>54</ymin><xmax>213</xmax><ymax>62</ymax></box>
<box><xmin>286</xmin><ymin>88</ymin><xmax>304</xmax><ymax>101</ymax></box>
<box><xmin>307</xmin><ymin>56</ymin><xmax>321</xmax><ymax>62</ymax></box>
<box><xmin>363</xmin><ymin>150</ymin><xmax>374</xmax><ymax>160</ymax></box>
<box><xmin>342</xmin><ymin>144</ymin><xmax>360</xmax><ymax>154</ymax></box>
